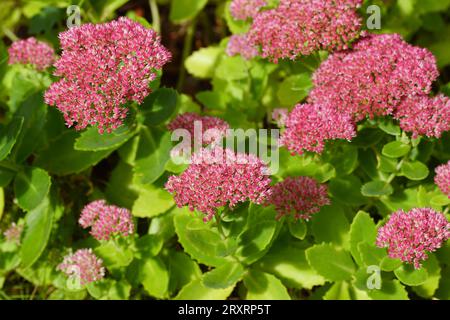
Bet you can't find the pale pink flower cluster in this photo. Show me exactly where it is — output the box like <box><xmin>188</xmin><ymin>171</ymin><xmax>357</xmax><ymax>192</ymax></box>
<box><xmin>58</xmin><ymin>249</ymin><xmax>105</xmax><ymax>285</ymax></box>
<box><xmin>435</xmin><ymin>161</ymin><xmax>450</xmax><ymax>198</ymax></box>
<box><xmin>165</xmin><ymin>147</ymin><xmax>272</xmax><ymax>221</ymax></box>
<box><xmin>310</xmin><ymin>34</ymin><xmax>439</xmax><ymax>121</ymax></box>
<box><xmin>280</xmin><ymin>103</ymin><xmax>356</xmax><ymax>155</ymax></box>
<box><xmin>79</xmin><ymin>200</ymin><xmax>134</xmax><ymax>241</ymax></box>
<box><xmin>376</xmin><ymin>208</ymin><xmax>450</xmax><ymax>269</ymax></box>
<box><xmin>8</xmin><ymin>37</ymin><xmax>55</xmax><ymax>70</ymax></box>
<box><xmin>229</xmin><ymin>0</ymin><xmax>267</xmax><ymax>20</ymax></box>
<box><xmin>44</xmin><ymin>17</ymin><xmax>171</xmax><ymax>134</ymax></box>
<box><xmin>226</xmin><ymin>34</ymin><xmax>258</xmax><ymax>60</ymax></box>
<box><xmin>272</xmin><ymin>108</ymin><xmax>288</xmax><ymax>127</ymax></box>
<box><xmin>247</xmin><ymin>0</ymin><xmax>363</xmax><ymax>62</ymax></box>
<box><xmin>167</xmin><ymin>112</ymin><xmax>230</xmax><ymax>146</ymax></box>
<box><xmin>394</xmin><ymin>94</ymin><xmax>450</xmax><ymax>139</ymax></box>
<box><xmin>3</xmin><ymin>222</ymin><xmax>23</xmax><ymax>244</ymax></box>
<box><xmin>266</xmin><ymin>176</ymin><xmax>330</xmax><ymax>220</ymax></box>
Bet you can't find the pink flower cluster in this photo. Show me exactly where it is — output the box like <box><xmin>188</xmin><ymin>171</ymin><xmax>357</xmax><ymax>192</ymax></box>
<box><xmin>376</xmin><ymin>208</ymin><xmax>450</xmax><ymax>269</ymax></box>
<box><xmin>165</xmin><ymin>147</ymin><xmax>272</xmax><ymax>221</ymax></box>
<box><xmin>395</xmin><ymin>95</ymin><xmax>450</xmax><ymax>139</ymax></box>
<box><xmin>44</xmin><ymin>17</ymin><xmax>171</xmax><ymax>134</ymax></box>
<box><xmin>280</xmin><ymin>103</ymin><xmax>356</xmax><ymax>155</ymax></box>
<box><xmin>229</xmin><ymin>0</ymin><xmax>267</xmax><ymax>20</ymax></box>
<box><xmin>310</xmin><ymin>34</ymin><xmax>439</xmax><ymax>121</ymax></box>
<box><xmin>266</xmin><ymin>176</ymin><xmax>330</xmax><ymax>220</ymax></box>
<box><xmin>8</xmin><ymin>37</ymin><xmax>55</xmax><ymax>70</ymax></box>
<box><xmin>226</xmin><ymin>34</ymin><xmax>258</xmax><ymax>60</ymax></box>
<box><xmin>79</xmin><ymin>200</ymin><xmax>134</xmax><ymax>241</ymax></box>
<box><xmin>247</xmin><ymin>0</ymin><xmax>362</xmax><ymax>62</ymax></box>
<box><xmin>272</xmin><ymin>108</ymin><xmax>288</xmax><ymax>127</ymax></box>
<box><xmin>167</xmin><ymin>112</ymin><xmax>230</xmax><ymax>146</ymax></box>
<box><xmin>3</xmin><ymin>222</ymin><xmax>23</xmax><ymax>244</ymax></box>
<box><xmin>58</xmin><ymin>249</ymin><xmax>105</xmax><ymax>285</ymax></box>
<box><xmin>435</xmin><ymin>161</ymin><xmax>450</xmax><ymax>198</ymax></box>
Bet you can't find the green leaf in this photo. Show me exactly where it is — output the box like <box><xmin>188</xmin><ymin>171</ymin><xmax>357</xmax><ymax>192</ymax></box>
<box><xmin>185</xmin><ymin>47</ymin><xmax>221</xmax><ymax>79</ymax></box>
<box><xmin>174</xmin><ymin>278</ymin><xmax>234</xmax><ymax>300</ymax></box>
<box><xmin>174</xmin><ymin>213</ymin><xmax>229</xmax><ymax>266</ymax></box>
<box><xmin>134</xmin><ymin>234</ymin><xmax>163</xmax><ymax>259</ymax></box>
<box><xmin>244</xmin><ymin>269</ymin><xmax>291</xmax><ymax>300</ymax></box>
<box><xmin>167</xmin><ymin>251</ymin><xmax>202</xmax><ymax>294</ymax></box>
<box><xmin>305</xmin><ymin>244</ymin><xmax>356</xmax><ymax>281</ymax></box>
<box><xmin>0</xmin><ymin>187</ymin><xmax>4</xmax><ymax>220</ymax></box>
<box><xmin>361</xmin><ymin>181</ymin><xmax>394</xmax><ymax>197</ymax></box>
<box><xmin>215</xmin><ymin>56</ymin><xmax>249</xmax><ymax>80</ymax></box>
<box><xmin>358</xmin><ymin>242</ymin><xmax>387</xmax><ymax>266</ymax></box>
<box><xmin>412</xmin><ymin>254</ymin><xmax>441</xmax><ymax>298</ymax></box>
<box><xmin>139</xmin><ymin>257</ymin><xmax>170</xmax><ymax>299</ymax></box>
<box><xmin>400</xmin><ymin>161</ymin><xmax>429</xmax><ymax>181</ymax></box>
<box><xmin>394</xmin><ymin>264</ymin><xmax>428</xmax><ymax>286</ymax></box>
<box><xmin>169</xmin><ymin>0</ymin><xmax>208</xmax><ymax>23</ymax></box>
<box><xmin>276</xmin><ymin>74</ymin><xmax>312</xmax><ymax>106</ymax></box>
<box><xmin>134</xmin><ymin>127</ymin><xmax>171</xmax><ymax>185</ymax></box>
<box><xmin>34</xmin><ymin>131</ymin><xmax>113</xmax><ymax>175</ymax></box>
<box><xmin>20</xmin><ymin>190</ymin><xmax>59</xmax><ymax>268</ymax></box>
<box><xmin>75</xmin><ymin>125</ymin><xmax>136</xmax><ymax>151</ymax></box>
<box><xmin>312</xmin><ymin>204</ymin><xmax>350</xmax><ymax>248</ymax></box>
<box><xmin>380</xmin><ymin>257</ymin><xmax>403</xmax><ymax>272</ymax></box>
<box><xmin>203</xmin><ymin>261</ymin><xmax>245</xmax><ymax>289</ymax></box>
<box><xmin>379</xmin><ymin>118</ymin><xmax>401</xmax><ymax>136</ymax></box>
<box><xmin>329</xmin><ymin>176</ymin><xmax>366</xmax><ymax>206</ymax></box>
<box><xmin>323</xmin><ymin>281</ymin><xmax>352</xmax><ymax>300</ymax></box>
<box><xmin>95</xmin><ymin>241</ymin><xmax>134</xmax><ymax>268</ymax></box>
<box><xmin>14</xmin><ymin>167</ymin><xmax>51</xmax><ymax>211</ymax></box>
<box><xmin>235</xmin><ymin>220</ymin><xmax>277</xmax><ymax>264</ymax></box>
<box><xmin>288</xmin><ymin>220</ymin><xmax>307</xmax><ymax>240</ymax></box>
<box><xmin>142</xmin><ymin>88</ymin><xmax>178</xmax><ymax>126</ymax></box>
<box><xmin>368</xmin><ymin>279</ymin><xmax>409</xmax><ymax>300</ymax></box>
<box><xmin>349</xmin><ymin>211</ymin><xmax>377</xmax><ymax>266</ymax></box>
<box><xmin>105</xmin><ymin>161</ymin><xmax>139</xmax><ymax>208</ymax></box>
<box><xmin>382</xmin><ymin>141</ymin><xmax>411</xmax><ymax>158</ymax></box>
<box><xmin>0</xmin><ymin>117</ymin><xmax>24</xmax><ymax>161</ymax></box>
<box><xmin>132</xmin><ymin>184</ymin><xmax>174</xmax><ymax>218</ymax></box>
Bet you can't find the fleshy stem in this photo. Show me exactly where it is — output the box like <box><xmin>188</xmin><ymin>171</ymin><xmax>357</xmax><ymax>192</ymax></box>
<box><xmin>176</xmin><ymin>18</ymin><xmax>197</xmax><ymax>91</ymax></box>
<box><xmin>0</xmin><ymin>161</ymin><xmax>21</xmax><ymax>172</ymax></box>
<box><xmin>149</xmin><ymin>0</ymin><xmax>161</xmax><ymax>34</ymax></box>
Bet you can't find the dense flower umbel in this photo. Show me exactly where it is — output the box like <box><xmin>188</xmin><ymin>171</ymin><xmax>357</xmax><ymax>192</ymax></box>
<box><xmin>310</xmin><ymin>34</ymin><xmax>439</xmax><ymax>121</ymax></box>
<box><xmin>79</xmin><ymin>200</ymin><xmax>134</xmax><ymax>241</ymax></box>
<box><xmin>229</xmin><ymin>0</ymin><xmax>267</xmax><ymax>20</ymax></box>
<box><xmin>280</xmin><ymin>103</ymin><xmax>356</xmax><ymax>155</ymax></box>
<box><xmin>266</xmin><ymin>177</ymin><xmax>330</xmax><ymax>220</ymax></box>
<box><xmin>395</xmin><ymin>94</ymin><xmax>450</xmax><ymax>139</ymax></box>
<box><xmin>247</xmin><ymin>0</ymin><xmax>362</xmax><ymax>62</ymax></box>
<box><xmin>8</xmin><ymin>37</ymin><xmax>55</xmax><ymax>70</ymax></box>
<box><xmin>44</xmin><ymin>17</ymin><xmax>171</xmax><ymax>134</ymax></box>
<box><xmin>58</xmin><ymin>249</ymin><xmax>105</xmax><ymax>285</ymax></box>
<box><xmin>376</xmin><ymin>208</ymin><xmax>450</xmax><ymax>269</ymax></box>
<box><xmin>226</xmin><ymin>34</ymin><xmax>258</xmax><ymax>60</ymax></box>
<box><xmin>167</xmin><ymin>112</ymin><xmax>230</xmax><ymax>146</ymax></box>
<box><xmin>435</xmin><ymin>161</ymin><xmax>450</xmax><ymax>198</ymax></box>
<box><xmin>165</xmin><ymin>147</ymin><xmax>272</xmax><ymax>221</ymax></box>
<box><xmin>3</xmin><ymin>223</ymin><xmax>23</xmax><ymax>244</ymax></box>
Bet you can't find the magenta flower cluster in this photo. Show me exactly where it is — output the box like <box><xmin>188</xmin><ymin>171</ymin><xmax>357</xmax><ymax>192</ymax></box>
<box><xmin>8</xmin><ymin>37</ymin><xmax>55</xmax><ymax>70</ymax></box>
<box><xmin>165</xmin><ymin>147</ymin><xmax>272</xmax><ymax>221</ymax></box>
<box><xmin>58</xmin><ymin>249</ymin><xmax>105</xmax><ymax>285</ymax></box>
<box><xmin>79</xmin><ymin>200</ymin><xmax>134</xmax><ymax>241</ymax></box>
<box><xmin>247</xmin><ymin>0</ymin><xmax>363</xmax><ymax>62</ymax></box>
<box><xmin>280</xmin><ymin>103</ymin><xmax>356</xmax><ymax>155</ymax></box>
<box><xmin>266</xmin><ymin>176</ymin><xmax>330</xmax><ymax>220</ymax></box>
<box><xmin>3</xmin><ymin>222</ymin><xmax>23</xmax><ymax>244</ymax></box>
<box><xmin>310</xmin><ymin>34</ymin><xmax>439</xmax><ymax>122</ymax></box>
<box><xmin>435</xmin><ymin>161</ymin><xmax>450</xmax><ymax>198</ymax></box>
<box><xmin>272</xmin><ymin>108</ymin><xmax>289</xmax><ymax>128</ymax></box>
<box><xmin>167</xmin><ymin>112</ymin><xmax>230</xmax><ymax>146</ymax></box>
<box><xmin>376</xmin><ymin>208</ymin><xmax>450</xmax><ymax>269</ymax></box>
<box><xmin>226</xmin><ymin>34</ymin><xmax>259</xmax><ymax>60</ymax></box>
<box><xmin>229</xmin><ymin>0</ymin><xmax>267</xmax><ymax>20</ymax></box>
<box><xmin>44</xmin><ymin>17</ymin><xmax>171</xmax><ymax>134</ymax></box>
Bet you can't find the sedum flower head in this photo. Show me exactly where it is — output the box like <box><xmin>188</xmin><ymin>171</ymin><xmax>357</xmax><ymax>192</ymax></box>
<box><xmin>280</xmin><ymin>103</ymin><xmax>356</xmax><ymax>155</ymax></box>
<box><xmin>376</xmin><ymin>208</ymin><xmax>450</xmax><ymax>269</ymax></box>
<box><xmin>247</xmin><ymin>0</ymin><xmax>362</xmax><ymax>62</ymax></box>
<box><xmin>58</xmin><ymin>249</ymin><xmax>105</xmax><ymax>285</ymax></box>
<box><xmin>8</xmin><ymin>37</ymin><xmax>55</xmax><ymax>70</ymax></box>
<box><xmin>310</xmin><ymin>33</ymin><xmax>439</xmax><ymax>121</ymax></box>
<box><xmin>435</xmin><ymin>161</ymin><xmax>450</xmax><ymax>198</ymax></box>
<box><xmin>266</xmin><ymin>176</ymin><xmax>330</xmax><ymax>220</ymax></box>
<box><xmin>167</xmin><ymin>112</ymin><xmax>230</xmax><ymax>146</ymax></box>
<box><xmin>272</xmin><ymin>108</ymin><xmax>288</xmax><ymax>127</ymax></box>
<box><xmin>165</xmin><ymin>147</ymin><xmax>272</xmax><ymax>221</ymax></box>
<box><xmin>230</xmin><ymin>0</ymin><xmax>267</xmax><ymax>20</ymax></box>
<box><xmin>79</xmin><ymin>200</ymin><xmax>134</xmax><ymax>241</ymax></box>
<box><xmin>226</xmin><ymin>34</ymin><xmax>259</xmax><ymax>60</ymax></box>
<box><xmin>44</xmin><ymin>17</ymin><xmax>171</xmax><ymax>134</ymax></box>
<box><xmin>3</xmin><ymin>222</ymin><xmax>23</xmax><ymax>244</ymax></box>
<box><xmin>395</xmin><ymin>94</ymin><xmax>450</xmax><ymax>139</ymax></box>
